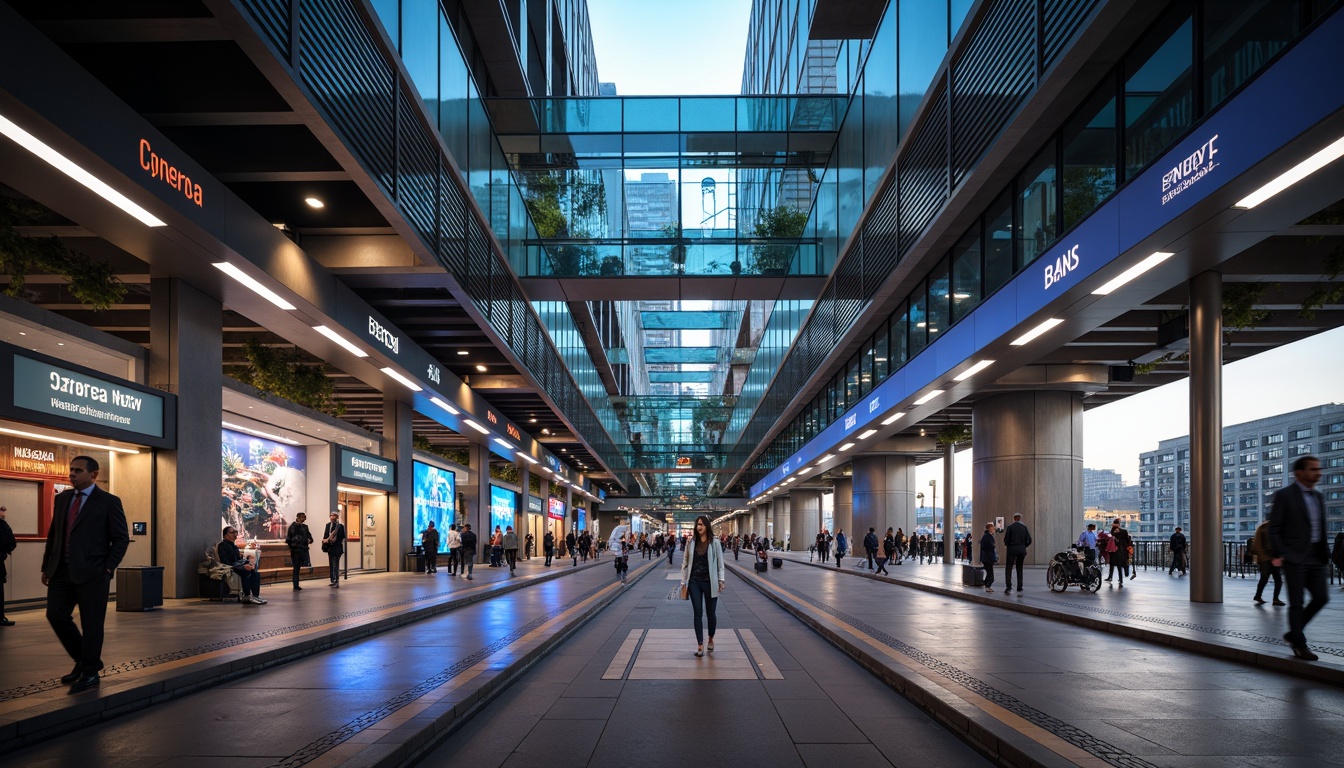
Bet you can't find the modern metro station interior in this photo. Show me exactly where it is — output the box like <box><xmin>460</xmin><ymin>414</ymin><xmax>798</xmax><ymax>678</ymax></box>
<box><xmin>2</xmin><ymin>0</ymin><xmax>1344</xmax><ymax>765</ymax></box>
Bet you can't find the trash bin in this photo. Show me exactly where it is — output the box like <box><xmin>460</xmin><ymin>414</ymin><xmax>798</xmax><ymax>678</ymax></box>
<box><xmin>404</xmin><ymin>551</ymin><xmax>426</xmax><ymax>573</ymax></box>
<box><xmin>116</xmin><ymin>566</ymin><xmax>164</xmax><ymax>612</ymax></box>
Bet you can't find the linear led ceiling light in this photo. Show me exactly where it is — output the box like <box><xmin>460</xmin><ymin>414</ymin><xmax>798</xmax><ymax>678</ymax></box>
<box><xmin>913</xmin><ymin>389</ymin><xmax>945</xmax><ymax>406</ymax></box>
<box><xmin>858</xmin><ymin>429</ymin><xmax>877</xmax><ymax>439</ymax></box>
<box><xmin>379</xmin><ymin>367</ymin><xmax>422</xmax><ymax>392</ymax></box>
<box><xmin>494</xmin><ymin>438</ymin><xmax>516</xmax><ymax>450</ymax></box>
<box><xmin>516</xmin><ymin>452</ymin><xmax>539</xmax><ymax>465</ymax></box>
<box><xmin>0</xmin><ymin>113</ymin><xmax>166</xmax><ymax>227</ymax></box>
<box><xmin>1091</xmin><ymin>252</ymin><xmax>1174</xmax><ymax>295</ymax></box>
<box><xmin>313</xmin><ymin>326</ymin><xmax>367</xmax><ymax>357</ymax></box>
<box><xmin>881</xmin><ymin>412</ymin><xmax>904</xmax><ymax>426</ymax></box>
<box><xmin>429</xmin><ymin>396</ymin><xmax>459</xmax><ymax>415</ymax></box>
<box><xmin>1234</xmin><ymin>135</ymin><xmax>1344</xmax><ymax>209</ymax></box>
<box><xmin>838</xmin><ymin>442</ymin><xmax>856</xmax><ymax>452</ymax></box>
<box><xmin>953</xmin><ymin>360</ymin><xmax>994</xmax><ymax>382</ymax></box>
<box><xmin>463</xmin><ymin>419</ymin><xmax>491</xmax><ymax>435</ymax></box>
<box><xmin>222</xmin><ymin>421</ymin><xmax>300</xmax><ymax>446</ymax></box>
<box><xmin>336</xmin><ymin>484</ymin><xmax>383</xmax><ymax>496</ymax></box>
<box><xmin>1010</xmin><ymin>318</ymin><xmax>1064</xmax><ymax>346</ymax></box>
<box><xmin>213</xmin><ymin>261</ymin><xmax>297</xmax><ymax>310</ymax></box>
<box><xmin>820</xmin><ymin>453</ymin><xmax>835</xmax><ymax>462</ymax></box>
<box><xmin>0</xmin><ymin>425</ymin><xmax>141</xmax><ymax>454</ymax></box>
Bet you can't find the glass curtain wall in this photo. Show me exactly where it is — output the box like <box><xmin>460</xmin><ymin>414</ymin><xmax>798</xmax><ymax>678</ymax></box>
<box><xmin>753</xmin><ymin>0</ymin><xmax>1331</xmax><ymax>471</ymax></box>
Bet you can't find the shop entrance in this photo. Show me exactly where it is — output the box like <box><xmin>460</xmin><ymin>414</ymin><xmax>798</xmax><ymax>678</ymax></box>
<box><xmin>337</xmin><ymin>490</ymin><xmax>388</xmax><ymax>573</ymax></box>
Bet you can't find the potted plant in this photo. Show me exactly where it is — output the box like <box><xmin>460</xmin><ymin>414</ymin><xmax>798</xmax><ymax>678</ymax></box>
<box><xmin>749</xmin><ymin>206</ymin><xmax>808</xmax><ymax>275</ymax></box>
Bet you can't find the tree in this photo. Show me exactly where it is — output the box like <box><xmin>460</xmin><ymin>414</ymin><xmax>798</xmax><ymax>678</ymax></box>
<box><xmin>749</xmin><ymin>206</ymin><xmax>808</xmax><ymax>275</ymax></box>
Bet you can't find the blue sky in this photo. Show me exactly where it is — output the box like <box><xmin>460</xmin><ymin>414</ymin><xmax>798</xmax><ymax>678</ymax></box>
<box><xmin>587</xmin><ymin>0</ymin><xmax>754</xmax><ymax>95</ymax></box>
<box><xmin>582</xmin><ymin>2</ymin><xmax>1344</xmax><ymax>498</ymax></box>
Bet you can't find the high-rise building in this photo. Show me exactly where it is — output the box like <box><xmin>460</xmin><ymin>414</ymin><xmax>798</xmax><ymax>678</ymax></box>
<box><xmin>1137</xmin><ymin>404</ymin><xmax>1344</xmax><ymax>541</ymax></box>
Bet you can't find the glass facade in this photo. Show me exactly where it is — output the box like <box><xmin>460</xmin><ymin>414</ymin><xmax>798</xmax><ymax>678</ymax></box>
<box><xmin>752</xmin><ymin>0</ymin><xmax>1332</xmax><ymax>473</ymax></box>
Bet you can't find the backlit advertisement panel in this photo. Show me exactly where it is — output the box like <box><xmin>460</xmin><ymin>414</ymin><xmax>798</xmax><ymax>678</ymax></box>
<box><xmin>547</xmin><ymin>497</ymin><xmax>565</xmax><ymax>521</ymax></box>
<box><xmin>413</xmin><ymin>461</ymin><xmax>455</xmax><ymax>542</ymax></box>
<box><xmin>490</xmin><ymin>485</ymin><xmax>517</xmax><ymax>532</ymax></box>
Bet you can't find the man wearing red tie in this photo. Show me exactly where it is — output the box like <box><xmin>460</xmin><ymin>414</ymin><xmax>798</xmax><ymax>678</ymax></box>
<box><xmin>41</xmin><ymin>456</ymin><xmax>129</xmax><ymax>693</ymax></box>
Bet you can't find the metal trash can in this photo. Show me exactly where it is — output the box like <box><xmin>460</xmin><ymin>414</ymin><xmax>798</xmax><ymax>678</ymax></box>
<box><xmin>405</xmin><ymin>550</ymin><xmax>426</xmax><ymax>573</ymax></box>
<box><xmin>116</xmin><ymin>566</ymin><xmax>164</xmax><ymax>612</ymax></box>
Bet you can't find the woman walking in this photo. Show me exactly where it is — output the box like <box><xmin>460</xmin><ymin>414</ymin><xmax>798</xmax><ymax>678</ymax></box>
<box><xmin>979</xmin><ymin>521</ymin><xmax>998</xmax><ymax>593</ymax></box>
<box><xmin>834</xmin><ymin>529</ymin><xmax>847</xmax><ymax>569</ymax></box>
<box><xmin>1106</xmin><ymin>519</ymin><xmax>1133</xmax><ymax>587</ymax></box>
<box><xmin>877</xmin><ymin>527</ymin><xmax>895</xmax><ymax>575</ymax></box>
<box><xmin>680</xmin><ymin>515</ymin><xmax>726</xmax><ymax>657</ymax></box>
<box><xmin>285</xmin><ymin>512</ymin><xmax>313</xmax><ymax>590</ymax></box>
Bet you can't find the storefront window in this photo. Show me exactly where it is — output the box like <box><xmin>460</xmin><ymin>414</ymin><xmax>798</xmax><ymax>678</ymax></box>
<box><xmin>1017</xmin><ymin>139</ymin><xmax>1058</xmax><ymax>266</ymax></box>
<box><xmin>950</xmin><ymin>224</ymin><xmax>981</xmax><ymax>322</ymax></box>
<box><xmin>1062</xmin><ymin>84</ymin><xmax>1117</xmax><ymax>230</ymax></box>
<box><xmin>984</xmin><ymin>188</ymin><xmax>1014</xmax><ymax>294</ymax></box>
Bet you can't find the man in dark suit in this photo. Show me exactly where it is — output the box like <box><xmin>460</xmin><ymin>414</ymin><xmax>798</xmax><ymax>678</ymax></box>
<box><xmin>322</xmin><ymin>511</ymin><xmax>346</xmax><ymax>588</ymax></box>
<box><xmin>41</xmin><ymin>456</ymin><xmax>129</xmax><ymax>692</ymax></box>
<box><xmin>1270</xmin><ymin>455</ymin><xmax>1327</xmax><ymax>661</ymax></box>
<box><xmin>1003</xmin><ymin>514</ymin><xmax>1032</xmax><ymax>593</ymax></box>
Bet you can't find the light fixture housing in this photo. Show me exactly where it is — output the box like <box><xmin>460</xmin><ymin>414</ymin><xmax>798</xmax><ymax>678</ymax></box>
<box><xmin>517</xmin><ymin>452</ymin><xmax>539</xmax><ymax>465</ymax></box>
<box><xmin>880</xmin><ymin>412</ymin><xmax>904</xmax><ymax>426</ymax></box>
<box><xmin>1233</xmin><ymin>135</ymin><xmax>1344</xmax><ymax>209</ymax></box>
<box><xmin>838</xmin><ymin>442</ymin><xmax>856</xmax><ymax>452</ymax></box>
<box><xmin>380</xmin><ymin>366</ymin><xmax>423</xmax><ymax>392</ymax></box>
<box><xmin>313</xmin><ymin>326</ymin><xmax>368</xmax><ymax>357</ymax></box>
<box><xmin>463</xmin><ymin>419</ymin><xmax>491</xmax><ymax>435</ymax></box>
<box><xmin>0</xmin><ymin>425</ymin><xmax>141</xmax><ymax>454</ymax></box>
<box><xmin>1010</xmin><ymin>318</ymin><xmax>1064</xmax><ymax>346</ymax></box>
<box><xmin>304</xmin><ymin>197</ymin><xmax>325</xmax><ymax>209</ymax></box>
<box><xmin>1091</xmin><ymin>251</ymin><xmax>1174</xmax><ymax>295</ymax></box>
<box><xmin>429</xmin><ymin>397</ymin><xmax>459</xmax><ymax>415</ymax></box>
<box><xmin>475</xmin><ymin>364</ymin><xmax>487</xmax><ymax>372</ymax></box>
<box><xmin>213</xmin><ymin>262</ymin><xmax>297</xmax><ymax>311</ymax></box>
<box><xmin>858</xmin><ymin>429</ymin><xmax>877</xmax><ymax>439</ymax></box>
<box><xmin>0</xmin><ymin>113</ymin><xmax>166</xmax><ymax>227</ymax></box>
<box><xmin>953</xmin><ymin>360</ymin><xmax>994</xmax><ymax>382</ymax></box>
<box><xmin>494</xmin><ymin>438</ymin><xmax>516</xmax><ymax>451</ymax></box>
<box><xmin>913</xmin><ymin>389</ymin><xmax>945</xmax><ymax>405</ymax></box>
<box><xmin>222</xmin><ymin>420</ymin><xmax>300</xmax><ymax>446</ymax></box>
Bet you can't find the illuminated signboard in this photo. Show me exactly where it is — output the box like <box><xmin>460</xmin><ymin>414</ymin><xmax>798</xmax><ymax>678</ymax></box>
<box><xmin>413</xmin><ymin>461</ymin><xmax>455</xmax><ymax>539</ymax></box>
<box><xmin>337</xmin><ymin>447</ymin><xmax>395</xmax><ymax>490</ymax></box>
<box><xmin>547</xmin><ymin>497</ymin><xmax>566</xmax><ymax>521</ymax></box>
<box><xmin>490</xmin><ymin>485</ymin><xmax>517</xmax><ymax>532</ymax></box>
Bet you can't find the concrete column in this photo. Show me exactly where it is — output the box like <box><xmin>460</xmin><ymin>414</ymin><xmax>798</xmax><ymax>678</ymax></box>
<box><xmin>382</xmin><ymin>399</ymin><xmax>414</xmax><ymax>571</ymax></box>
<box><xmin>972</xmin><ymin>390</ymin><xmax>1083</xmax><ymax>566</ymax></box>
<box><xmin>771</xmin><ymin>496</ymin><xmax>789</xmax><ymax>546</ymax></box>
<box><xmin>790</xmin><ymin>489</ymin><xmax>821</xmax><ymax>552</ymax></box>
<box><xmin>832</xmin><ymin>476</ymin><xmax>853</xmax><ymax>541</ymax></box>
<box><xmin>1189</xmin><ymin>271</ymin><xmax>1223</xmax><ymax>603</ymax></box>
<box><xmin>852</xmin><ymin>454</ymin><xmax>916</xmax><ymax>541</ymax></box>
<box><xmin>149</xmin><ymin>277</ymin><xmax>221</xmax><ymax>598</ymax></box>
<box><xmin>943</xmin><ymin>442</ymin><xmax>956</xmax><ymax>561</ymax></box>
<box><xmin>518</xmin><ymin>462</ymin><xmax>530</xmax><ymax>534</ymax></box>
<box><xmin>469</xmin><ymin>443</ymin><xmax>491</xmax><ymax>562</ymax></box>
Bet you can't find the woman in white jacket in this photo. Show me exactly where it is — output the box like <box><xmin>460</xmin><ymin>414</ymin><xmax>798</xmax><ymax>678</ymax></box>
<box><xmin>680</xmin><ymin>515</ymin><xmax>726</xmax><ymax>657</ymax></box>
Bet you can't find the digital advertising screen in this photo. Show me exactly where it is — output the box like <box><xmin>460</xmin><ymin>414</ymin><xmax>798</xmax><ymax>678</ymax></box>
<box><xmin>221</xmin><ymin>428</ymin><xmax>307</xmax><ymax>540</ymax></box>
<box><xmin>577</xmin><ymin>505</ymin><xmax>586</xmax><ymax>530</ymax></box>
<box><xmin>490</xmin><ymin>484</ymin><xmax>517</xmax><ymax>532</ymax></box>
<box><xmin>413</xmin><ymin>461</ymin><xmax>455</xmax><ymax>544</ymax></box>
<box><xmin>547</xmin><ymin>496</ymin><xmax>566</xmax><ymax>521</ymax></box>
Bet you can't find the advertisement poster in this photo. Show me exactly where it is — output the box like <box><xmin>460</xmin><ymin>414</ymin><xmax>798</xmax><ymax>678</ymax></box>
<box><xmin>413</xmin><ymin>461</ymin><xmax>456</xmax><ymax>543</ymax></box>
<box><xmin>221</xmin><ymin>428</ymin><xmax>307</xmax><ymax>540</ymax></box>
<box><xmin>577</xmin><ymin>505</ymin><xmax>586</xmax><ymax>530</ymax></box>
<box><xmin>547</xmin><ymin>497</ymin><xmax>566</xmax><ymax>521</ymax></box>
<box><xmin>490</xmin><ymin>485</ymin><xmax>517</xmax><ymax>533</ymax></box>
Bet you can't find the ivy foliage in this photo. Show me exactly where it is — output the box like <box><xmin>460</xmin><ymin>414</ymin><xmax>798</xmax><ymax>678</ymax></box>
<box><xmin>235</xmin><ymin>340</ymin><xmax>345</xmax><ymax>416</ymax></box>
<box><xmin>0</xmin><ymin>197</ymin><xmax>127</xmax><ymax>309</ymax></box>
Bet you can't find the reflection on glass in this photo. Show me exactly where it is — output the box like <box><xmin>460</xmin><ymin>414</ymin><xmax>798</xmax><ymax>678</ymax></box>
<box><xmin>950</xmin><ymin>225</ymin><xmax>981</xmax><ymax>322</ymax></box>
<box><xmin>1123</xmin><ymin>2</ymin><xmax>1193</xmax><ymax>180</ymax></box>
<box><xmin>1204</xmin><ymin>0</ymin><xmax>1298</xmax><ymax>111</ymax></box>
<box><xmin>1062</xmin><ymin>85</ymin><xmax>1116</xmax><ymax>230</ymax></box>
<box><xmin>1016</xmin><ymin>139</ymin><xmax>1058</xmax><ymax>266</ymax></box>
<box><xmin>984</xmin><ymin>188</ymin><xmax>1014</xmax><ymax>294</ymax></box>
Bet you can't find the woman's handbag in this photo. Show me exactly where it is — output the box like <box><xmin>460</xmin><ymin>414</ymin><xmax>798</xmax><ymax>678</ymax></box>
<box><xmin>680</xmin><ymin>585</ymin><xmax>689</xmax><ymax>600</ymax></box>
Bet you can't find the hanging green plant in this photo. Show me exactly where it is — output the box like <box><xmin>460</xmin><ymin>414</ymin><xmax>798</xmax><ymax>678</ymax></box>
<box><xmin>1222</xmin><ymin>282</ymin><xmax>1273</xmax><ymax>331</ymax></box>
<box><xmin>749</xmin><ymin>206</ymin><xmax>808</xmax><ymax>275</ymax></box>
<box><xmin>529</xmin><ymin>474</ymin><xmax>541</xmax><ymax>494</ymax></box>
<box><xmin>235</xmin><ymin>340</ymin><xmax>345</xmax><ymax>416</ymax></box>
<box><xmin>934</xmin><ymin>424</ymin><xmax>972</xmax><ymax>446</ymax></box>
<box><xmin>0</xmin><ymin>197</ymin><xmax>127</xmax><ymax>309</ymax></box>
<box><xmin>490</xmin><ymin>463</ymin><xmax>520</xmax><ymax>484</ymax></box>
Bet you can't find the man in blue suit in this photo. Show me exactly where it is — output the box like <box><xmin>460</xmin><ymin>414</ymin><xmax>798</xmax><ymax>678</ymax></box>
<box><xmin>41</xmin><ymin>456</ymin><xmax>130</xmax><ymax>693</ymax></box>
<box><xmin>1270</xmin><ymin>455</ymin><xmax>1327</xmax><ymax>661</ymax></box>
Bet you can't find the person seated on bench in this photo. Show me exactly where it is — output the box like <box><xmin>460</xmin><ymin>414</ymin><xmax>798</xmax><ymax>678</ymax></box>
<box><xmin>219</xmin><ymin>526</ymin><xmax>267</xmax><ymax>605</ymax></box>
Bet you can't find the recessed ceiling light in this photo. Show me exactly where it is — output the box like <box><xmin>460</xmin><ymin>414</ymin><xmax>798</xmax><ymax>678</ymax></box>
<box><xmin>18</xmin><ymin>332</ymin><xmax>25</xmax><ymax>336</ymax></box>
<box><xmin>457</xmin><ymin>350</ymin><xmax>469</xmax><ymax>356</ymax></box>
<box><xmin>476</xmin><ymin>364</ymin><xmax>487</xmax><ymax>372</ymax></box>
<box><xmin>530</xmin><ymin>418</ymin><xmax>537</xmax><ymax>423</ymax></box>
<box><xmin>57</xmin><ymin>342</ymin><xmax>64</xmax><ymax>346</ymax></box>
<box><xmin>305</xmin><ymin>197</ymin><xmax>324</xmax><ymax>209</ymax></box>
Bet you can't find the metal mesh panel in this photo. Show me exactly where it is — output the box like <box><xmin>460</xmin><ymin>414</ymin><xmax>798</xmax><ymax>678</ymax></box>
<box><xmin>833</xmin><ymin>240</ymin><xmax>864</xmax><ymax>332</ymax></box>
<box><xmin>1042</xmin><ymin>0</ymin><xmax>1099</xmax><ymax>69</ymax></box>
<box><xmin>298</xmin><ymin>0</ymin><xmax>394</xmax><ymax>192</ymax></box>
<box><xmin>397</xmin><ymin>93</ymin><xmax>439</xmax><ymax>250</ymax></box>
<box><xmin>898</xmin><ymin>81</ymin><xmax>949</xmax><ymax>254</ymax></box>
<box><xmin>863</xmin><ymin>182</ymin><xmax>900</xmax><ymax>281</ymax></box>
<box><xmin>438</xmin><ymin>161</ymin><xmax>467</xmax><ymax>276</ymax></box>
<box><xmin>951</xmin><ymin>0</ymin><xmax>1035</xmax><ymax>186</ymax></box>
<box><xmin>237</xmin><ymin>0</ymin><xmax>290</xmax><ymax>58</ymax></box>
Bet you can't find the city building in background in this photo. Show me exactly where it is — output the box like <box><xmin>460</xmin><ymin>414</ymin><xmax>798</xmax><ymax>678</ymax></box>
<box><xmin>1138</xmin><ymin>404</ymin><xmax>1344</xmax><ymax>541</ymax></box>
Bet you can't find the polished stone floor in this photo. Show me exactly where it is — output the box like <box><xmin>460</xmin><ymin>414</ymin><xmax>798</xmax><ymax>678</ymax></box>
<box><xmin>4</xmin><ymin>551</ymin><xmax>1344</xmax><ymax>767</ymax></box>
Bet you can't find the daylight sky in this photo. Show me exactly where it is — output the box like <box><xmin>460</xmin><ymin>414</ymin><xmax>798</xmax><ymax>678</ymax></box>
<box><xmin>583</xmin><ymin>1</ymin><xmax>1344</xmax><ymax>499</ymax></box>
